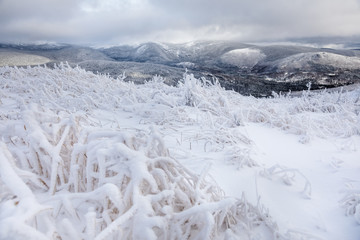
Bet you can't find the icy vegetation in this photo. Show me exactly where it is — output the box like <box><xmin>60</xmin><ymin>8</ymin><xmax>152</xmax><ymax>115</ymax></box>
<box><xmin>0</xmin><ymin>64</ymin><xmax>360</xmax><ymax>239</ymax></box>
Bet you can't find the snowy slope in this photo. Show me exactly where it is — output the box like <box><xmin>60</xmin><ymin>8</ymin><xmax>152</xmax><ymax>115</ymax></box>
<box><xmin>220</xmin><ymin>48</ymin><xmax>266</xmax><ymax>68</ymax></box>
<box><xmin>266</xmin><ymin>52</ymin><xmax>360</xmax><ymax>71</ymax></box>
<box><xmin>0</xmin><ymin>65</ymin><xmax>360</xmax><ymax>240</ymax></box>
<box><xmin>0</xmin><ymin>51</ymin><xmax>50</xmax><ymax>66</ymax></box>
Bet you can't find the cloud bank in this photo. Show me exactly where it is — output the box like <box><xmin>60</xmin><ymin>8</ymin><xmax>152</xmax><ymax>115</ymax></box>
<box><xmin>1</xmin><ymin>0</ymin><xmax>360</xmax><ymax>44</ymax></box>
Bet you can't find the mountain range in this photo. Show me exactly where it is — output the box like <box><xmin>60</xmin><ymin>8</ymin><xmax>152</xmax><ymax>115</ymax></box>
<box><xmin>1</xmin><ymin>41</ymin><xmax>360</xmax><ymax>96</ymax></box>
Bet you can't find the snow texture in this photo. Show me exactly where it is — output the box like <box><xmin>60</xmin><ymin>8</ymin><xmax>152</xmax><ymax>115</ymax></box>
<box><xmin>0</xmin><ymin>64</ymin><xmax>360</xmax><ymax>239</ymax></box>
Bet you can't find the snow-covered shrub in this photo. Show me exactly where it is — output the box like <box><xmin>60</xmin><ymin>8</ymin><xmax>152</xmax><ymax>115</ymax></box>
<box><xmin>341</xmin><ymin>191</ymin><xmax>360</xmax><ymax>224</ymax></box>
<box><xmin>139</xmin><ymin>73</ymin><xmax>256</xmax><ymax>168</ymax></box>
<box><xmin>261</xmin><ymin>164</ymin><xmax>312</xmax><ymax>199</ymax></box>
<box><xmin>1</xmin><ymin>64</ymin><xmax>359</xmax><ymax>239</ymax></box>
<box><xmin>177</xmin><ymin>73</ymin><xmax>239</xmax><ymax>127</ymax></box>
<box><xmin>0</xmin><ymin>103</ymin><xmax>278</xmax><ymax>239</ymax></box>
<box><xmin>237</xmin><ymin>88</ymin><xmax>360</xmax><ymax>139</ymax></box>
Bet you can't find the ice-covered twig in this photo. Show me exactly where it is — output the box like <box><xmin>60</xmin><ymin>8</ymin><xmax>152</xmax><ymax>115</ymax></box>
<box><xmin>261</xmin><ymin>164</ymin><xmax>312</xmax><ymax>199</ymax></box>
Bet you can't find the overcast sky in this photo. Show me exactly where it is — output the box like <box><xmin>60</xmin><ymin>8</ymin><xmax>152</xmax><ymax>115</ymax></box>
<box><xmin>1</xmin><ymin>0</ymin><xmax>360</xmax><ymax>45</ymax></box>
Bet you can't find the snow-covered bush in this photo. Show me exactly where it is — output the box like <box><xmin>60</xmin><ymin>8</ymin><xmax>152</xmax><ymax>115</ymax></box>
<box><xmin>261</xmin><ymin>164</ymin><xmax>312</xmax><ymax>199</ymax></box>
<box><xmin>0</xmin><ymin>65</ymin><xmax>276</xmax><ymax>239</ymax></box>
<box><xmin>341</xmin><ymin>192</ymin><xmax>360</xmax><ymax>224</ymax></box>
<box><xmin>1</xmin><ymin>64</ymin><xmax>359</xmax><ymax>239</ymax></box>
<box><xmin>0</xmin><ymin>104</ymin><xmax>278</xmax><ymax>239</ymax></box>
<box><xmin>237</xmin><ymin>88</ymin><xmax>360</xmax><ymax>139</ymax></box>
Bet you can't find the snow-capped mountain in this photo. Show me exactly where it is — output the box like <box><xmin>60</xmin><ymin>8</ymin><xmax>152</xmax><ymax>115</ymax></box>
<box><xmin>261</xmin><ymin>51</ymin><xmax>360</xmax><ymax>72</ymax></box>
<box><xmin>1</xmin><ymin>41</ymin><xmax>360</xmax><ymax>96</ymax></box>
<box><xmin>220</xmin><ymin>48</ymin><xmax>266</xmax><ymax>69</ymax></box>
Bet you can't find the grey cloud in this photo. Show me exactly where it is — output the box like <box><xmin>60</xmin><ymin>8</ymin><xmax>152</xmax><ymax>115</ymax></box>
<box><xmin>0</xmin><ymin>0</ymin><xmax>360</xmax><ymax>44</ymax></box>
<box><xmin>0</xmin><ymin>0</ymin><xmax>80</xmax><ymax>21</ymax></box>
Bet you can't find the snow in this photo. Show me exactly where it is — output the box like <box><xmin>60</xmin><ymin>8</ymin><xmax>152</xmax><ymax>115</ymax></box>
<box><xmin>0</xmin><ymin>51</ymin><xmax>50</xmax><ymax>66</ymax></box>
<box><xmin>0</xmin><ymin>64</ymin><xmax>360</xmax><ymax>239</ymax></box>
<box><xmin>135</xmin><ymin>44</ymin><xmax>149</xmax><ymax>55</ymax></box>
<box><xmin>176</xmin><ymin>62</ymin><xmax>195</xmax><ymax>68</ymax></box>
<box><xmin>274</xmin><ymin>52</ymin><xmax>360</xmax><ymax>71</ymax></box>
<box><xmin>242</xmin><ymin>124</ymin><xmax>360</xmax><ymax>239</ymax></box>
<box><xmin>221</xmin><ymin>48</ymin><xmax>266</xmax><ymax>68</ymax></box>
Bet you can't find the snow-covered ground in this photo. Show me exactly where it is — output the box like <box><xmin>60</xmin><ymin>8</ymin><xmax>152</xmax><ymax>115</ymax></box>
<box><xmin>0</xmin><ymin>64</ymin><xmax>359</xmax><ymax>239</ymax></box>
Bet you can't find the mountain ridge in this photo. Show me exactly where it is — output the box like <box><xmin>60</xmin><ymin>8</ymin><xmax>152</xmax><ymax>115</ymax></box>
<box><xmin>1</xmin><ymin>41</ymin><xmax>360</xmax><ymax>96</ymax></box>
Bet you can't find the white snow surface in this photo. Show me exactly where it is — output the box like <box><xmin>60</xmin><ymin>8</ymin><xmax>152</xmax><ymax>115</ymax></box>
<box><xmin>0</xmin><ymin>64</ymin><xmax>360</xmax><ymax>240</ymax></box>
<box><xmin>221</xmin><ymin>48</ymin><xmax>266</xmax><ymax>68</ymax></box>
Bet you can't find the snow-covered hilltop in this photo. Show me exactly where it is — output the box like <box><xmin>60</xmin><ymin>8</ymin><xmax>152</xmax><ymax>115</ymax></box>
<box><xmin>0</xmin><ymin>65</ymin><xmax>359</xmax><ymax>239</ymax></box>
<box><xmin>220</xmin><ymin>48</ymin><xmax>266</xmax><ymax>69</ymax></box>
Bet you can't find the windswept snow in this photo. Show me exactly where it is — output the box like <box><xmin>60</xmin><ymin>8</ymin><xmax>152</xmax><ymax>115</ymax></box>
<box><xmin>221</xmin><ymin>48</ymin><xmax>266</xmax><ymax>68</ymax></box>
<box><xmin>0</xmin><ymin>65</ymin><xmax>360</xmax><ymax>239</ymax></box>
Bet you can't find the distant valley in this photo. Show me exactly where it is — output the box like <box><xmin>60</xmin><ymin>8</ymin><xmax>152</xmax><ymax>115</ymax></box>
<box><xmin>1</xmin><ymin>41</ymin><xmax>360</xmax><ymax>96</ymax></box>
